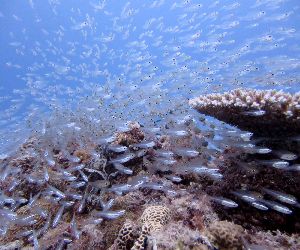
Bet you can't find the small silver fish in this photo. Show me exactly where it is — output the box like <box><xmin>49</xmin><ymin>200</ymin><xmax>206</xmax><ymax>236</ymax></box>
<box><xmin>44</xmin><ymin>150</ymin><xmax>55</xmax><ymax>167</ymax></box>
<box><xmin>44</xmin><ymin>168</ymin><xmax>49</xmax><ymax>182</ymax></box>
<box><xmin>260</xmin><ymin>199</ymin><xmax>293</xmax><ymax>214</ymax></box>
<box><xmin>250</xmin><ymin>201</ymin><xmax>269</xmax><ymax>211</ymax></box>
<box><xmin>32</xmin><ymin>230</ymin><xmax>39</xmax><ymax>250</ymax></box>
<box><xmin>69</xmin><ymin>181</ymin><xmax>86</xmax><ymax>188</ymax></box>
<box><xmin>113</xmin><ymin>163</ymin><xmax>133</xmax><ymax>175</ymax></box>
<box><xmin>274</xmin><ymin>150</ymin><xmax>298</xmax><ymax>161</ymax></box>
<box><xmin>242</xmin><ymin>110</ymin><xmax>266</xmax><ymax>116</ymax></box>
<box><xmin>101</xmin><ymin>198</ymin><xmax>115</xmax><ymax>211</ymax></box>
<box><xmin>110</xmin><ymin>153</ymin><xmax>135</xmax><ymax>164</ymax></box>
<box><xmin>132</xmin><ymin>140</ymin><xmax>155</xmax><ymax>149</ymax></box>
<box><xmin>142</xmin><ymin>182</ymin><xmax>165</xmax><ymax>191</ymax></box>
<box><xmin>68</xmin><ymin>164</ymin><xmax>85</xmax><ymax>172</ymax></box>
<box><xmin>7</xmin><ymin>179</ymin><xmax>20</xmax><ymax>192</ymax></box>
<box><xmin>155</xmin><ymin>157</ymin><xmax>177</xmax><ymax>165</ymax></box>
<box><xmin>166</xmin><ymin>128</ymin><xmax>189</xmax><ymax>137</ymax></box>
<box><xmin>47</xmin><ymin>185</ymin><xmax>66</xmax><ymax>198</ymax></box>
<box><xmin>52</xmin><ymin>205</ymin><xmax>65</xmax><ymax>228</ymax></box>
<box><xmin>258</xmin><ymin>159</ymin><xmax>289</xmax><ymax>169</ymax></box>
<box><xmin>288</xmin><ymin>164</ymin><xmax>300</xmax><ymax>171</ymax></box>
<box><xmin>97</xmin><ymin>135</ymin><xmax>116</xmax><ymax>144</ymax></box>
<box><xmin>108</xmin><ymin>144</ymin><xmax>128</xmax><ymax>153</ymax></box>
<box><xmin>231</xmin><ymin>190</ymin><xmax>257</xmax><ymax>203</ymax></box>
<box><xmin>165</xmin><ymin>175</ymin><xmax>182</xmax><ymax>183</ymax></box>
<box><xmin>211</xmin><ymin>196</ymin><xmax>238</xmax><ymax>208</ymax></box>
<box><xmin>108</xmin><ymin>183</ymin><xmax>132</xmax><ymax>194</ymax></box>
<box><xmin>154</xmin><ymin>149</ymin><xmax>174</xmax><ymax>158</ymax></box>
<box><xmin>79</xmin><ymin>170</ymin><xmax>89</xmax><ymax>182</ymax></box>
<box><xmin>262</xmin><ymin>188</ymin><xmax>297</xmax><ymax>205</ymax></box>
<box><xmin>174</xmin><ymin>147</ymin><xmax>199</xmax><ymax>157</ymax></box>
<box><xmin>94</xmin><ymin>209</ymin><xmax>125</xmax><ymax>220</ymax></box>
<box><xmin>70</xmin><ymin>214</ymin><xmax>80</xmax><ymax>240</ymax></box>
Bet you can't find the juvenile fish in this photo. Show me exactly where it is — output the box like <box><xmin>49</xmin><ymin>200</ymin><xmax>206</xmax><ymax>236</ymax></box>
<box><xmin>94</xmin><ymin>209</ymin><xmax>125</xmax><ymax>220</ymax></box>
<box><xmin>113</xmin><ymin>163</ymin><xmax>133</xmax><ymax>175</ymax></box>
<box><xmin>260</xmin><ymin>199</ymin><xmax>292</xmax><ymax>214</ymax></box>
<box><xmin>231</xmin><ymin>190</ymin><xmax>257</xmax><ymax>203</ymax></box>
<box><xmin>127</xmin><ymin>175</ymin><xmax>149</xmax><ymax>189</ymax></box>
<box><xmin>69</xmin><ymin>181</ymin><xmax>86</xmax><ymax>188</ymax></box>
<box><xmin>110</xmin><ymin>153</ymin><xmax>135</xmax><ymax>164</ymax></box>
<box><xmin>250</xmin><ymin>201</ymin><xmax>269</xmax><ymax>211</ymax></box>
<box><xmin>174</xmin><ymin>147</ymin><xmax>199</xmax><ymax>157</ymax></box>
<box><xmin>143</xmin><ymin>127</ymin><xmax>161</xmax><ymax>133</ymax></box>
<box><xmin>44</xmin><ymin>168</ymin><xmax>50</xmax><ymax>182</ymax></box>
<box><xmin>288</xmin><ymin>164</ymin><xmax>300</xmax><ymax>171</ymax></box>
<box><xmin>66</xmin><ymin>192</ymin><xmax>83</xmax><ymax>200</ymax></box>
<box><xmin>108</xmin><ymin>144</ymin><xmax>128</xmax><ymax>153</ymax></box>
<box><xmin>132</xmin><ymin>140</ymin><xmax>155</xmax><ymax>149</ymax></box>
<box><xmin>242</xmin><ymin>110</ymin><xmax>266</xmax><ymax>116</ymax></box>
<box><xmin>258</xmin><ymin>159</ymin><xmax>289</xmax><ymax>169</ymax></box>
<box><xmin>154</xmin><ymin>149</ymin><xmax>174</xmax><ymax>158</ymax></box>
<box><xmin>211</xmin><ymin>196</ymin><xmax>238</xmax><ymax>208</ymax></box>
<box><xmin>142</xmin><ymin>182</ymin><xmax>165</xmax><ymax>191</ymax></box>
<box><xmin>7</xmin><ymin>179</ymin><xmax>21</xmax><ymax>192</ymax></box>
<box><xmin>155</xmin><ymin>157</ymin><xmax>177</xmax><ymax>165</ymax></box>
<box><xmin>165</xmin><ymin>175</ymin><xmax>182</xmax><ymax>183</ymax></box>
<box><xmin>97</xmin><ymin>135</ymin><xmax>116</xmax><ymax>144</ymax></box>
<box><xmin>68</xmin><ymin>164</ymin><xmax>85</xmax><ymax>172</ymax></box>
<box><xmin>52</xmin><ymin>205</ymin><xmax>65</xmax><ymax>228</ymax></box>
<box><xmin>247</xmin><ymin>147</ymin><xmax>272</xmax><ymax>154</ymax></box>
<box><xmin>15</xmin><ymin>214</ymin><xmax>38</xmax><ymax>226</ymax></box>
<box><xmin>28</xmin><ymin>192</ymin><xmax>41</xmax><ymax>207</ymax></box>
<box><xmin>70</xmin><ymin>214</ymin><xmax>80</xmax><ymax>240</ymax></box>
<box><xmin>101</xmin><ymin>198</ymin><xmax>115</xmax><ymax>211</ymax></box>
<box><xmin>79</xmin><ymin>170</ymin><xmax>89</xmax><ymax>182</ymax></box>
<box><xmin>166</xmin><ymin>128</ymin><xmax>189</xmax><ymax>137</ymax></box>
<box><xmin>108</xmin><ymin>183</ymin><xmax>132</xmax><ymax>194</ymax></box>
<box><xmin>47</xmin><ymin>185</ymin><xmax>66</xmax><ymax>198</ymax></box>
<box><xmin>262</xmin><ymin>188</ymin><xmax>297</xmax><ymax>205</ymax></box>
<box><xmin>44</xmin><ymin>150</ymin><xmax>55</xmax><ymax>167</ymax></box>
<box><xmin>32</xmin><ymin>230</ymin><xmax>39</xmax><ymax>250</ymax></box>
<box><xmin>273</xmin><ymin>150</ymin><xmax>298</xmax><ymax>161</ymax></box>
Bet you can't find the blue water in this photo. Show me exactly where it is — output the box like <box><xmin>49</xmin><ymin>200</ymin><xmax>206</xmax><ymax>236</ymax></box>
<box><xmin>0</xmin><ymin>0</ymin><xmax>300</xmax><ymax>152</ymax></box>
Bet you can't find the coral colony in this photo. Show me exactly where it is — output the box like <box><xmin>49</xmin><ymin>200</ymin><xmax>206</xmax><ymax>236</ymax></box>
<box><xmin>0</xmin><ymin>1</ymin><xmax>300</xmax><ymax>250</ymax></box>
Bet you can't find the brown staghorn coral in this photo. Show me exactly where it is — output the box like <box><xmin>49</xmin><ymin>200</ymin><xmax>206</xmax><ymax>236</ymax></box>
<box><xmin>189</xmin><ymin>88</ymin><xmax>300</xmax><ymax>136</ymax></box>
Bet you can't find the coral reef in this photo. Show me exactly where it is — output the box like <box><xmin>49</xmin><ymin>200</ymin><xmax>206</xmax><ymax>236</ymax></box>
<box><xmin>189</xmin><ymin>88</ymin><xmax>300</xmax><ymax>136</ymax></box>
<box><xmin>1</xmin><ymin>97</ymin><xmax>300</xmax><ymax>250</ymax></box>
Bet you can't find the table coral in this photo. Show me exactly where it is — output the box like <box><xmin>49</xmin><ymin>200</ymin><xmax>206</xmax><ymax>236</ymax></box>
<box><xmin>189</xmin><ymin>88</ymin><xmax>300</xmax><ymax>136</ymax></box>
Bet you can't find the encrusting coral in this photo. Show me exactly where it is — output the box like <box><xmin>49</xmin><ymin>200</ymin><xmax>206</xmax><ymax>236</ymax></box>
<box><xmin>189</xmin><ymin>88</ymin><xmax>300</xmax><ymax>136</ymax></box>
